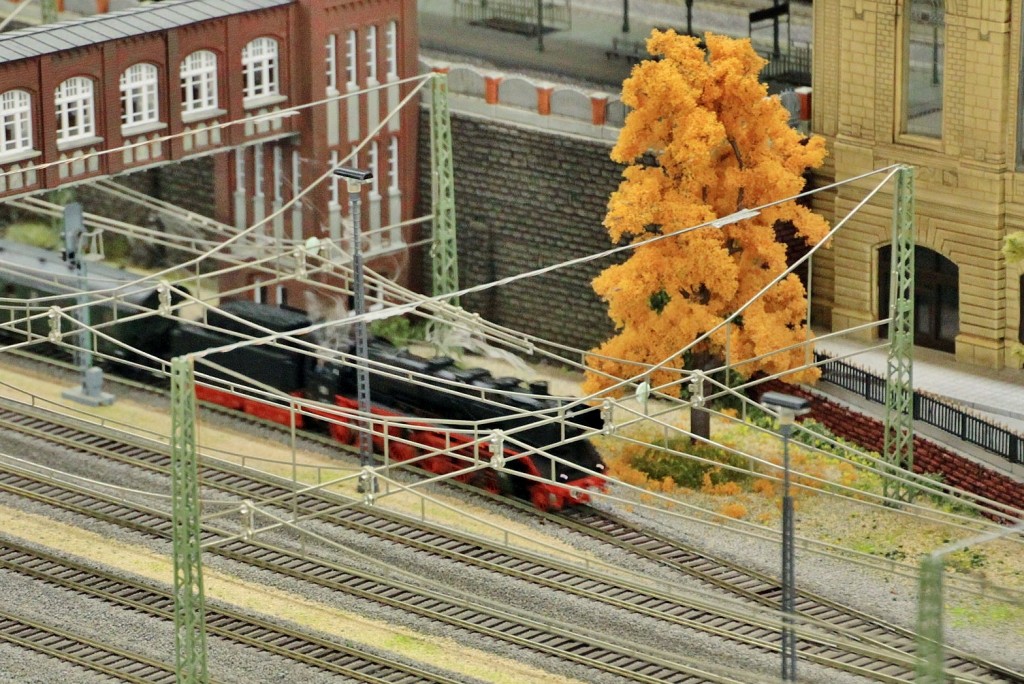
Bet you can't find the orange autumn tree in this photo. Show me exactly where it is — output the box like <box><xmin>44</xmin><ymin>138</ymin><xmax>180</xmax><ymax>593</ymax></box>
<box><xmin>584</xmin><ymin>30</ymin><xmax>829</xmax><ymax>399</ymax></box>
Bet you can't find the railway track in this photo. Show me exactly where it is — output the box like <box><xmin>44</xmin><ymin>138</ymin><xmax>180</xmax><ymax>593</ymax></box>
<box><xmin>0</xmin><ymin>605</ymin><xmax>180</xmax><ymax>683</ymax></box>
<box><xmin>1</xmin><ymin>397</ymin><xmax>1019</xmax><ymax>682</ymax></box>
<box><xmin>559</xmin><ymin>508</ymin><xmax>1023</xmax><ymax>684</ymax></box>
<box><xmin>0</xmin><ymin>538</ymin><xmax>466</xmax><ymax>684</ymax></box>
<box><xmin>0</xmin><ymin>424</ymin><xmax>757</xmax><ymax>683</ymax></box>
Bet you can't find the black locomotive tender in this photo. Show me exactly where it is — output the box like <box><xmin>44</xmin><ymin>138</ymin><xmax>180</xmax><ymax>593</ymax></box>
<box><xmin>0</xmin><ymin>238</ymin><xmax>606</xmax><ymax>510</ymax></box>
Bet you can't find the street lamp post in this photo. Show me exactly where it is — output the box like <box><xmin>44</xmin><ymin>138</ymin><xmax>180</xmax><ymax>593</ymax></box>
<box><xmin>333</xmin><ymin>166</ymin><xmax>376</xmax><ymax>499</ymax></box>
<box><xmin>60</xmin><ymin>202</ymin><xmax>114</xmax><ymax>407</ymax></box>
<box><xmin>761</xmin><ymin>391</ymin><xmax>810</xmax><ymax>683</ymax></box>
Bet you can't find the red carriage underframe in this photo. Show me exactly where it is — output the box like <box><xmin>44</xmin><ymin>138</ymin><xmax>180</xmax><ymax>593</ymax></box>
<box><xmin>195</xmin><ymin>383</ymin><xmax>607</xmax><ymax>511</ymax></box>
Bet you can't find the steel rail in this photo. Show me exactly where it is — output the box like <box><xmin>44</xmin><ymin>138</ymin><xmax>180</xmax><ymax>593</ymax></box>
<box><xmin>0</xmin><ymin>538</ymin><xmax>464</xmax><ymax>684</ymax></box>
<box><xmin>0</xmin><ymin>607</ymin><xmax>180</xmax><ymax>683</ymax></box>
<box><xmin>1</xmin><ymin>398</ymin><xmax>1016</xmax><ymax>682</ymax></box>
<box><xmin>0</xmin><ymin>459</ymin><xmax>754</xmax><ymax>684</ymax></box>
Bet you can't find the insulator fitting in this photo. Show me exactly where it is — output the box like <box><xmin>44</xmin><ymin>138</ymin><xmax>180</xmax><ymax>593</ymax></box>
<box><xmin>488</xmin><ymin>431</ymin><xmax>505</xmax><ymax>470</ymax></box>
<box><xmin>157</xmin><ymin>281</ymin><xmax>171</xmax><ymax>316</ymax></box>
<box><xmin>601</xmin><ymin>399</ymin><xmax>614</xmax><ymax>435</ymax></box>
<box><xmin>689</xmin><ymin>370</ymin><xmax>704</xmax><ymax>405</ymax></box>
<box><xmin>48</xmin><ymin>307</ymin><xmax>61</xmax><ymax>342</ymax></box>
<box><xmin>357</xmin><ymin>465</ymin><xmax>378</xmax><ymax>504</ymax></box>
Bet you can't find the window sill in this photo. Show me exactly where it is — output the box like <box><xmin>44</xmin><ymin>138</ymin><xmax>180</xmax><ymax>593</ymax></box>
<box><xmin>243</xmin><ymin>93</ymin><xmax>288</xmax><ymax>110</ymax></box>
<box><xmin>121</xmin><ymin>121</ymin><xmax>167</xmax><ymax>137</ymax></box>
<box><xmin>181</xmin><ymin>108</ymin><xmax>227</xmax><ymax>125</ymax></box>
<box><xmin>57</xmin><ymin>135</ymin><xmax>103</xmax><ymax>152</ymax></box>
<box><xmin>0</xmin><ymin>148</ymin><xmax>41</xmax><ymax>166</ymax></box>
<box><xmin>896</xmin><ymin>132</ymin><xmax>943</xmax><ymax>152</ymax></box>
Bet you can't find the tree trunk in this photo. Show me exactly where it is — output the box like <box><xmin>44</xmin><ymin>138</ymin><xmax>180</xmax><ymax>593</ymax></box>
<box><xmin>690</xmin><ymin>376</ymin><xmax>710</xmax><ymax>440</ymax></box>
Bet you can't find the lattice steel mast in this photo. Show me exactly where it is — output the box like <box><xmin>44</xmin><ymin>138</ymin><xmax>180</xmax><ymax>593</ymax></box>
<box><xmin>171</xmin><ymin>357</ymin><xmax>209</xmax><ymax>683</ymax></box>
<box><xmin>429</xmin><ymin>72</ymin><xmax>459</xmax><ymax>306</ymax></box>
<box><xmin>883</xmin><ymin>165</ymin><xmax>915</xmax><ymax>502</ymax></box>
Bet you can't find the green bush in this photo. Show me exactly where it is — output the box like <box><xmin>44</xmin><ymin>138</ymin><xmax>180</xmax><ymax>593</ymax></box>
<box><xmin>7</xmin><ymin>223</ymin><xmax>59</xmax><ymax>249</ymax></box>
<box><xmin>371</xmin><ymin>316</ymin><xmax>426</xmax><ymax>347</ymax></box>
<box><xmin>630</xmin><ymin>436</ymin><xmax>755</xmax><ymax>489</ymax></box>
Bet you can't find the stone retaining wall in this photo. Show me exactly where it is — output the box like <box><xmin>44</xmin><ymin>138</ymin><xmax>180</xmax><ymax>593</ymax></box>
<box><xmin>417</xmin><ymin>108</ymin><xmax>623</xmax><ymax>351</ymax></box>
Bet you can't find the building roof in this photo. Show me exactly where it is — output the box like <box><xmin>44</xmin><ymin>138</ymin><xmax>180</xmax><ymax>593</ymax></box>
<box><xmin>0</xmin><ymin>0</ymin><xmax>293</xmax><ymax>64</ymax></box>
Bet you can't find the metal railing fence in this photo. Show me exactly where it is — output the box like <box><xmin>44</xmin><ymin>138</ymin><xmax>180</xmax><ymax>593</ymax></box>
<box><xmin>814</xmin><ymin>351</ymin><xmax>1023</xmax><ymax>465</ymax></box>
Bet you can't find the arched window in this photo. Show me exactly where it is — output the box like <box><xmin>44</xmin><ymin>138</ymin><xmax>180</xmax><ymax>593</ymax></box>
<box><xmin>387</xmin><ymin>135</ymin><xmax>399</xmax><ymax>192</ymax></box>
<box><xmin>120</xmin><ymin>63</ymin><xmax>159</xmax><ymax>128</ymax></box>
<box><xmin>55</xmin><ymin>77</ymin><xmax>95</xmax><ymax>143</ymax></box>
<box><xmin>879</xmin><ymin>245</ymin><xmax>959</xmax><ymax>352</ymax></box>
<box><xmin>0</xmin><ymin>89</ymin><xmax>32</xmax><ymax>155</ymax></box>
<box><xmin>366</xmin><ymin>25</ymin><xmax>377</xmax><ymax>82</ymax></box>
<box><xmin>180</xmin><ymin>50</ymin><xmax>218</xmax><ymax>115</ymax></box>
<box><xmin>242</xmin><ymin>37</ymin><xmax>279</xmax><ymax>103</ymax></box>
<box><xmin>325</xmin><ymin>34</ymin><xmax>337</xmax><ymax>92</ymax></box>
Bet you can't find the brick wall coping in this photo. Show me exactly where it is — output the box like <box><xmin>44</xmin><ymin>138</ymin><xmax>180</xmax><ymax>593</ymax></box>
<box><xmin>419</xmin><ymin>56</ymin><xmax>624</xmax><ymax>142</ymax></box>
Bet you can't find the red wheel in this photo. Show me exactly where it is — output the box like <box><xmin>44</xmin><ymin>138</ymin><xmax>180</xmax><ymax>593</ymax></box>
<box><xmin>530</xmin><ymin>485</ymin><xmax>555</xmax><ymax>511</ymax></box>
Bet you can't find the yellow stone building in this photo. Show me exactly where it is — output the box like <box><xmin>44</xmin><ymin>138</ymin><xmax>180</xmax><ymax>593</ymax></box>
<box><xmin>810</xmin><ymin>0</ymin><xmax>1023</xmax><ymax>369</ymax></box>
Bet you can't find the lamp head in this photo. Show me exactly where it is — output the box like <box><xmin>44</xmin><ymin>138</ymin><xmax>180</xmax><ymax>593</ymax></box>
<box><xmin>333</xmin><ymin>166</ymin><xmax>373</xmax><ymax>193</ymax></box>
<box><xmin>761</xmin><ymin>391</ymin><xmax>810</xmax><ymax>426</ymax></box>
<box><xmin>760</xmin><ymin>392</ymin><xmax>810</xmax><ymax>413</ymax></box>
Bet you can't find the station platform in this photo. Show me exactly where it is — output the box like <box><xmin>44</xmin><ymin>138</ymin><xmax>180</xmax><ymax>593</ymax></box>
<box><xmin>418</xmin><ymin>0</ymin><xmax>812</xmax><ymax>89</ymax></box>
<box><xmin>813</xmin><ymin>332</ymin><xmax>1024</xmax><ymax>483</ymax></box>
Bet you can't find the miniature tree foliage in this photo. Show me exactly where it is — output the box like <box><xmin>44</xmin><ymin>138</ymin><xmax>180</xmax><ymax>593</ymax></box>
<box><xmin>1004</xmin><ymin>231</ymin><xmax>1024</xmax><ymax>362</ymax></box>
<box><xmin>584</xmin><ymin>31</ymin><xmax>830</xmax><ymax>397</ymax></box>
<box><xmin>1004</xmin><ymin>231</ymin><xmax>1024</xmax><ymax>265</ymax></box>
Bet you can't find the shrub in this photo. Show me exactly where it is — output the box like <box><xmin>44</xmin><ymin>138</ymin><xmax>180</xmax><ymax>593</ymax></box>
<box><xmin>719</xmin><ymin>502</ymin><xmax>748</xmax><ymax>519</ymax></box>
<box><xmin>628</xmin><ymin>436</ymin><xmax>754</xmax><ymax>490</ymax></box>
<box><xmin>7</xmin><ymin>223</ymin><xmax>59</xmax><ymax>249</ymax></box>
<box><xmin>371</xmin><ymin>316</ymin><xmax>426</xmax><ymax>347</ymax></box>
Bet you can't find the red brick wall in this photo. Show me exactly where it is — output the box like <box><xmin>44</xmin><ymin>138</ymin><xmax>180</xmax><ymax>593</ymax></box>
<box><xmin>758</xmin><ymin>380</ymin><xmax>1023</xmax><ymax>520</ymax></box>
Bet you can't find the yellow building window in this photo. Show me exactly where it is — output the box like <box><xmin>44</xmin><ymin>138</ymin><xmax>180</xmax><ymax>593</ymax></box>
<box><xmin>902</xmin><ymin>0</ymin><xmax>944</xmax><ymax>138</ymax></box>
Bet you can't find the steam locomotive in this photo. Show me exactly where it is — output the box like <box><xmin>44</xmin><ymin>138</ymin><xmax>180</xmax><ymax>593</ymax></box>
<box><xmin>0</xmin><ymin>238</ymin><xmax>606</xmax><ymax>510</ymax></box>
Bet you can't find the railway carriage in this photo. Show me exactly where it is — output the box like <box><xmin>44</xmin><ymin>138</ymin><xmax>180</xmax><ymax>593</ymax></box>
<box><xmin>178</xmin><ymin>299</ymin><xmax>607</xmax><ymax>509</ymax></box>
<box><xmin>0</xmin><ymin>243</ymin><xmax>606</xmax><ymax>510</ymax></box>
<box><xmin>0</xmin><ymin>238</ymin><xmax>179</xmax><ymax>366</ymax></box>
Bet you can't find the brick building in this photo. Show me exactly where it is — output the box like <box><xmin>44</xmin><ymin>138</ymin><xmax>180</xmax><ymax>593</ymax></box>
<box><xmin>811</xmin><ymin>0</ymin><xmax>1023</xmax><ymax>370</ymax></box>
<box><xmin>0</xmin><ymin>0</ymin><xmax>422</xmax><ymax>302</ymax></box>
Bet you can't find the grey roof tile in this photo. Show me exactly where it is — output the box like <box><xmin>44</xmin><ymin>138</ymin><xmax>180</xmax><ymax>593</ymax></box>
<box><xmin>0</xmin><ymin>0</ymin><xmax>292</xmax><ymax>63</ymax></box>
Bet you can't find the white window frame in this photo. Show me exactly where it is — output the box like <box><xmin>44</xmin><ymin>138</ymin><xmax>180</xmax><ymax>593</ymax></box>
<box><xmin>388</xmin><ymin>136</ymin><xmax>400</xmax><ymax>192</ymax></box>
<box><xmin>366</xmin><ymin>25</ymin><xmax>377</xmax><ymax>83</ymax></box>
<box><xmin>385</xmin><ymin>21</ymin><xmax>398</xmax><ymax>79</ymax></box>
<box><xmin>55</xmin><ymin>77</ymin><xmax>95</xmax><ymax>144</ymax></box>
<box><xmin>120</xmin><ymin>63</ymin><xmax>160</xmax><ymax>130</ymax></box>
<box><xmin>325</xmin><ymin>34</ymin><xmax>337</xmax><ymax>91</ymax></box>
<box><xmin>345</xmin><ymin>29</ymin><xmax>358</xmax><ymax>89</ymax></box>
<box><xmin>180</xmin><ymin>50</ymin><xmax>218</xmax><ymax>116</ymax></box>
<box><xmin>242</xmin><ymin>37</ymin><xmax>280</xmax><ymax>104</ymax></box>
<box><xmin>0</xmin><ymin>89</ymin><xmax>32</xmax><ymax>155</ymax></box>
<box><xmin>369</xmin><ymin>141</ymin><xmax>380</xmax><ymax>196</ymax></box>
<box><xmin>330</xmin><ymin>149</ymin><xmax>340</xmax><ymax>205</ymax></box>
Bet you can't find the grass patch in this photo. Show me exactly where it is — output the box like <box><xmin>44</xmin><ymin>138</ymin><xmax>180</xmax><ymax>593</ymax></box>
<box><xmin>599</xmin><ymin>408</ymin><xmax>1024</xmax><ymax>634</ymax></box>
<box><xmin>6</xmin><ymin>222</ymin><xmax>59</xmax><ymax>249</ymax></box>
<box><xmin>371</xmin><ymin>316</ymin><xmax>427</xmax><ymax>347</ymax></box>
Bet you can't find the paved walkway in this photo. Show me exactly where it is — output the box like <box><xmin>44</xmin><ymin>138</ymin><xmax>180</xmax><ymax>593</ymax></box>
<box><xmin>418</xmin><ymin>0</ymin><xmax>812</xmax><ymax>88</ymax></box>
<box><xmin>814</xmin><ymin>331</ymin><xmax>1024</xmax><ymax>483</ymax></box>
<box><xmin>815</xmin><ymin>332</ymin><xmax>1024</xmax><ymax>434</ymax></box>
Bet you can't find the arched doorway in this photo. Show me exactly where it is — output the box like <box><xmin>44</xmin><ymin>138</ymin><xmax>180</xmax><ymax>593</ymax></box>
<box><xmin>878</xmin><ymin>245</ymin><xmax>959</xmax><ymax>352</ymax></box>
